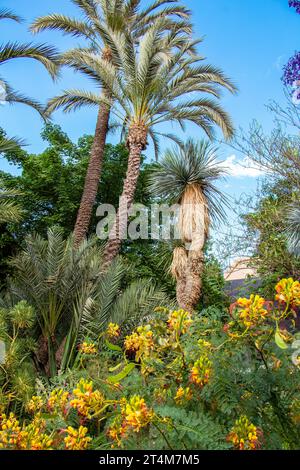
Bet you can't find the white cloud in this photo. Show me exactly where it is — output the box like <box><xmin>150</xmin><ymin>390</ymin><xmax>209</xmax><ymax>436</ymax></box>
<box><xmin>223</xmin><ymin>154</ymin><xmax>265</xmax><ymax>178</ymax></box>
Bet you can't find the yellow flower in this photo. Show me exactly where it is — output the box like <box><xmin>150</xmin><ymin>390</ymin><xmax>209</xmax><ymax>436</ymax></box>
<box><xmin>227</xmin><ymin>416</ymin><xmax>263</xmax><ymax>450</ymax></box>
<box><xmin>124</xmin><ymin>325</ymin><xmax>154</xmax><ymax>362</ymax></box>
<box><xmin>47</xmin><ymin>388</ymin><xmax>69</xmax><ymax>415</ymax></box>
<box><xmin>121</xmin><ymin>395</ymin><xmax>154</xmax><ymax>432</ymax></box>
<box><xmin>0</xmin><ymin>412</ymin><xmax>21</xmax><ymax>448</ymax></box>
<box><xmin>174</xmin><ymin>386</ymin><xmax>193</xmax><ymax>405</ymax></box>
<box><xmin>26</xmin><ymin>396</ymin><xmax>44</xmax><ymax>414</ymax></box>
<box><xmin>107</xmin><ymin>323</ymin><xmax>121</xmax><ymax>339</ymax></box>
<box><xmin>275</xmin><ymin>278</ymin><xmax>300</xmax><ymax>307</ymax></box>
<box><xmin>70</xmin><ymin>378</ymin><xmax>105</xmax><ymax>419</ymax></box>
<box><xmin>235</xmin><ymin>295</ymin><xmax>269</xmax><ymax>328</ymax></box>
<box><xmin>64</xmin><ymin>426</ymin><xmax>92</xmax><ymax>450</ymax></box>
<box><xmin>79</xmin><ymin>341</ymin><xmax>97</xmax><ymax>355</ymax></box>
<box><xmin>167</xmin><ymin>309</ymin><xmax>193</xmax><ymax>334</ymax></box>
<box><xmin>190</xmin><ymin>355</ymin><xmax>212</xmax><ymax>388</ymax></box>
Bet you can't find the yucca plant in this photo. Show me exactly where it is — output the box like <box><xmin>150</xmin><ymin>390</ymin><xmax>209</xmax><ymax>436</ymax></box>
<box><xmin>32</xmin><ymin>0</ymin><xmax>192</xmax><ymax>245</ymax></box>
<box><xmin>0</xmin><ymin>8</ymin><xmax>59</xmax><ymax>117</ymax></box>
<box><xmin>148</xmin><ymin>139</ymin><xmax>228</xmax><ymax>310</ymax></box>
<box><xmin>286</xmin><ymin>203</ymin><xmax>300</xmax><ymax>257</ymax></box>
<box><xmin>3</xmin><ymin>227</ymin><xmax>171</xmax><ymax>377</ymax></box>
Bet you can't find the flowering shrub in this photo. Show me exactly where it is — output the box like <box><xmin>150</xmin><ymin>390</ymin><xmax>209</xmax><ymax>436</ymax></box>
<box><xmin>227</xmin><ymin>416</ymin><xmax>263</xmax><ymax>450</ymax></box>
<box><xmin>1</xmin><ymin>280</ymin><xmax>300</xmax><ymax>450</ymax></box>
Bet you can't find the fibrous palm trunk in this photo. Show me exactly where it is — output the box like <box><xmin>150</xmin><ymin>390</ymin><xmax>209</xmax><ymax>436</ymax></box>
<box><xmin>73</xmin><ymin>99</ymin><xmax>110</xmax><ymax>246</ymax></box>
<box><xmin>102</xmin><ymin>123</ymin><xmax>147</xmax><ymax>266</ymax></box>
<box><xmin>73</xmin><ymin>48</ymin><xmax>112</xmax><ymax>247</ymax></box>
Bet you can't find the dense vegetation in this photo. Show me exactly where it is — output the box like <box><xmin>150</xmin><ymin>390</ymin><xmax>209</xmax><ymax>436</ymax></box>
<box><xmin>0</xmin><ymin>0</ymin><xmax>300</xmax><ymax>452</ymax></box>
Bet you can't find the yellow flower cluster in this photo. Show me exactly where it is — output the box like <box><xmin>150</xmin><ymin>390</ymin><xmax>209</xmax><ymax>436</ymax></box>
<box><xmin>107</xmin><ymin>396</ymin><xmax>154</xmax><ymax>447</ymax></box>
<box><xmin>121</xmin><ymin>395</ymin><xmax>154</xmax><ymax>432</ymax></box>
<box><xmin>64</xmin><ymin>425</ymin><xmax>91</xmax><ymax>450</ymax></box>
<box><xmin>235</xmin><ymin>294</ymin><xmax>269</xmax><ymax>328</ymax></box>
<box><xmin>47</xmin><ymin>388</ymin><xmax>69</xmax><ymax>415</ymax></box>
<box><xmin>70</xmin><ymin>378</ymin><xmax>105</xmax><ymax>419</ymax></box>
<box><xmin>79</xmin><ymin>341</ymin><xmax>97</xmax><ymax>355</ymax></box>
<box><xmin>18</xmin><ymin>415</ymin><xmax>53</xmax><ymax>450</ymax></box>
<box><xmin>0</xmin><ymin>412</ymin><xmax>52</xmax><ymax>450</ymax></box>
<box><xmin>275</xmin><ymin>278</ymin><xmax>300</xmax><ymax>307</ymax></box>
<box><xmin>227</xmin><ymin>415</ymin><xmax>263</xmax><ymax>450</ymax></box>
<box><xmin>190</xmin><ymin>355</ymin><xmax>212</xmax><ymax>388</ymax></box>
<box><xmin>107</xmin><ymin>322</ymin><xmax>121</xmax><ymax>339</ymax></box>
<box><xmin>167</xmin><ymin>309</ymin><xmax>193</xmax><ymax>334</ymax></box>
<box><xmin>174</xmin><ymin>386</ymin><xmax>193</xmax><ymax>405</ymax></box>
<box><xmin>124</xmin><ymin>325</ymin><xmax>154</xmax><ymax>362</ymax></box>
<box><xmin>26</xmin><ymin>395</ymin><xmax>43</xmax><ymax>414</ymax></box>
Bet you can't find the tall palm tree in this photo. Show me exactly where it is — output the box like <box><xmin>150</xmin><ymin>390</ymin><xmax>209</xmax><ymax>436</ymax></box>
<box><xmin>0</xmin><ymin>9</ymin><xmax>59</xmax><ymax>117</ymax></box>
<box><xmin>48</xmin><ymin>22</ymin><xmax>236</xmax><ymax>264</ymax></box>
<box><xmin>4</xmin><ymin>227</ymin><xmax>171</xmax><ymax>376</ymax></box>
<box><xmin>31</xmin><ymin>0</ymin><xmax>192</xmax><ymax>246</ymax></box>
<box><xmin>286</xmin><ymin>204</ymin><xmax>300</xmax><ymax>257</ymax></box>
<box><xmin>149</xmin><ymin>139</ymin><xmax>228</xmax><ymax>311</ymax></box>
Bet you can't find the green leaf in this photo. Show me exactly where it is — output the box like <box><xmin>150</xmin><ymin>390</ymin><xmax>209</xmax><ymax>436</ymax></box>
<box><xmin>108</xmin><ymin>362</ymin><xmax>123</xmax><ymax>372</ymax></box>
<box><xmin>107</xmin><ymin>362</ymin><xmax>135</xmax><ymax>383</ymax></box>
<box><xmin>105</xmin><ymin>339</ymin><xmax>122</xmax><ymax>352</ymax></box>
<box><xmin>275</xmin><ymin>329</ymin><xmax>288</xmax><ymax>350</ymax></box>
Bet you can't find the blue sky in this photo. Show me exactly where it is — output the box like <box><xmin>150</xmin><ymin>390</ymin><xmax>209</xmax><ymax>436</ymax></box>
<box><xmin>0</xmin><ymin>0</ymin><xmax>299</xmax><ymax>259</ymax></box>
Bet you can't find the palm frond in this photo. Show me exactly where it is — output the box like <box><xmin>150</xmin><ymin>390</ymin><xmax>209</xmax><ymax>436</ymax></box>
<box><xmin>0</xmin><ymin>186</ymin><xmax>23</xmax><ymax>223</ymax></box>
<box><xmin>0</xmin><ymin>135</ymin><xmax>25</xmax><ymax>153</ymax></box>
<box><xmin>0</xmin><ymin>8</ymin><xmax>23</xmax><ymax>23</ymax></box>
<box><xmin>0</xmin><ymin>42</ymin><xmax>59</xmax><ymax>79</ymax></box>
<box><xmin>31</xmin><ymin>14</ymin><xmax>95</xmax><ymax>40</ymax></box>
<box><xmin>5</xmin><ymin>84</ymin><xmax>46</xmax><ymax>119</ymax></box>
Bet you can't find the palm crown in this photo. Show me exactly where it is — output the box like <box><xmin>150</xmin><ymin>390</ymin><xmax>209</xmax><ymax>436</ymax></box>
<box><xmin>148</xmin><ymin>139</ymin><xmax>229</xmax><ymax>225</ymax></box>
<box><xmin>31</xmin><ymin>0</ymin><xmax>192</xmax><ymax>47</ymax></box>
<box><xmin>46</xmin><ymin>20</ymin><xmax>236</xmax><ymax>153</ymax></box>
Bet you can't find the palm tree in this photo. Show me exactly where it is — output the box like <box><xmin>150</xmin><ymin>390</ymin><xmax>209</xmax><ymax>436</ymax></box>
<box><xmin>149</xmin><ymin>139</ymin><xmax>228</xmax><ymax>310</ymax></box>
<box><xmin>0</xmin><ymin>9</ymin><xmax>59</xmax><ymax>117</ymax></box>
<box><xmin>4</xmin><ymin>227</ymin><xmax>171</xmax><ymax>377</ymax></box>
<box><xmin>49</xmin><ymin>22</ymin><xmax>235</xmax><ymax>264</ymax></box>
<box><xmin>286</xmin><ymin>204</ymin><xmax>300</xmax><ymax>257</ymax></box>
<box><xmin>31</xmin><ymin>0</ymin><xmax>192</xmax><ymax>246</ymax></box>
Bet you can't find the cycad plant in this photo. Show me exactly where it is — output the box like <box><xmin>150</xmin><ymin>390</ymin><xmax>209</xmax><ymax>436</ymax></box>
<box><xmin>149</xmin><ymin>139</ymin><xmax>228</xmax><ymax>310</ymax></box>
<box><xmin>286</xmin><ymin>204</ymin><xmax>300</xmax><ymax>257</ymax></box>
<box><xmin>3</xmin><ymin>227</ymin><xmax>171</xmax><ymax>377</ymax></box>
<box><xmin>0</xmin><ymin>8</ymin><xmax>59</xmax><ymax>117</ymax></box>
<box><xmin>31</xmin><ymin>0</ymin><xmax>191</xmax><ymax>245</ymax></box>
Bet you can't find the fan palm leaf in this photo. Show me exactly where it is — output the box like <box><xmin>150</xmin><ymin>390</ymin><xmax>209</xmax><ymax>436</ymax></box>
<box><xmin>4</xmin><ymin>227</ymin><xmax>170</xmax><ymax>376</ymax></box>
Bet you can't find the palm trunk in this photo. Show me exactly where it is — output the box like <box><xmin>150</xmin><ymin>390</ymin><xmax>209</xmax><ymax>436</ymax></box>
<box><xmin>73</xmin><ymin>99</ymin><xmax>110</xmax><ymax>246</ymax></box>
<box><xmin>73</xmin><ymin>48</ymin><xmax>112</xmax><ymax>247</ymax></box>
<box><xmin>102</xmin><ymin>123</ymin><xmax>147</xmax><ymax>266</ymax></box>
<box><xmin>179</xmin><ymin>249</ymin><xmax>204</xmax><ymax>311</ymax></box>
